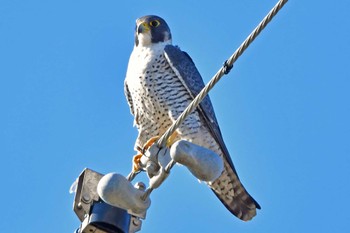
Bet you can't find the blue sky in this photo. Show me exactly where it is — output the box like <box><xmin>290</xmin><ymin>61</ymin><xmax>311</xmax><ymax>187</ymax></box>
<box><xmin>1</xmin><ymin>0</ymin><xmax>349</xmax><ymax>232</ymax></box>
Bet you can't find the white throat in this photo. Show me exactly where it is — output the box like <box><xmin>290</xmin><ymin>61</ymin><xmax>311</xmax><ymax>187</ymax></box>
<box><xmin>137</xmin><ymin>38</ymin><xmax>172</xmax><ymax>49</ymax></box>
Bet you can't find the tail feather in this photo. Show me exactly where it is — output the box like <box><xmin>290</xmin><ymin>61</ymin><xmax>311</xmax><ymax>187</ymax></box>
<box><xmin>210</xmin><ymin>162</ymin><xmax>260</xmax><ymax>221</ymax></box>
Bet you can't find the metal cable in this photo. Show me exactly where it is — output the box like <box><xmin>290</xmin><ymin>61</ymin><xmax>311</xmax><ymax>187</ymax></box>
<box><xmin>157</xmin><ymin>0</ymin><xmax>288</xmax><ymax>148</ymax></box>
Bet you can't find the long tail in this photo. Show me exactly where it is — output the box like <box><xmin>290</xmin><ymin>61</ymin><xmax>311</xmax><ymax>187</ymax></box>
<box><xmin>210</xmin><ymin>161</ymin><xmax>261</xmax><ymax>221</ymax></box>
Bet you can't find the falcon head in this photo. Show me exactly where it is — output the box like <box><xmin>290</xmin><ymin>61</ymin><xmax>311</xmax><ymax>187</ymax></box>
<box><xmin>135</xmin><ymin>15</ymin><xmax>172</xmax><ymax>47</ymax></box>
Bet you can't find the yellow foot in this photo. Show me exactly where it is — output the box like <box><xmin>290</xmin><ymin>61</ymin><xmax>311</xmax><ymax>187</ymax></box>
<box><xmin>166</xmin><ymin>131</ymin><xmax>179</xmax><ymax>147</ymax></box>
<box><xmin>131</xmin><ymin>132</ymin><xmax>179</xmax><ymax>173</ymax></box>
<box><xmin>142</xmin><ymin>132</ymin><xmax>179</xmax><ymax>151</ymax></box>
<box><xmin>132</xmin><ymin>153</ymin><xmax>143</xmax><ymax>172</ymax></box>
<box><xmin>142</xmin><ymin>136</ymin><xmax>160</xmax><ymax>153</ymax></box>
<box><xmin>132</xmin><ymin>136</ymin><xmax>160</xmax><ymax>173</ymax></box>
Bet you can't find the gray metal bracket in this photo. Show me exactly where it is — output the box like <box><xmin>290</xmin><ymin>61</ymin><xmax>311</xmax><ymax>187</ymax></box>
<box><xmin>72</xmin><ymin>168</ymin><xmax>142</xmax><ymax>233</ymax></box>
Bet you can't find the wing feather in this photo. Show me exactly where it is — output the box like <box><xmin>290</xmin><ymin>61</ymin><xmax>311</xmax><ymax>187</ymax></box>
<box><xmin>164</xmin><ymin>45</ymin><xmax>261</xmax><ymax>220</ymax></box>
<box><xmin>164</xmin><ymin>45</ymin><xmax>236</xmax><ymax>169</ymax></box>
<box><xmin>124</xmin><ymin>81</ymin><xmax>134</xmax><ymax>116</ymax></box>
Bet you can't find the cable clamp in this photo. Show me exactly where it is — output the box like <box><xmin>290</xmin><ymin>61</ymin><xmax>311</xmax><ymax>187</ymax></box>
<box><xmin>223</xmin><ymin>60</ymin><xmax>233</xmax><ymax>75</ymax></box>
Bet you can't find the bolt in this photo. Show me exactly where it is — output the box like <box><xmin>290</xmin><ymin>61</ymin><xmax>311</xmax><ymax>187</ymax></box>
<box><xmin>82</xmin><ymin>193</ymin><xmax>91</xmax><ymax>203</ymax></box>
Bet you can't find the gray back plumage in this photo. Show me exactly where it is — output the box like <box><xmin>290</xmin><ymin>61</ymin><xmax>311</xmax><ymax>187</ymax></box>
<box><xmin>164</xmin><ymin>45</ymin><xmax>237</xmax><ymax>172</ymax></box>
<box><xmin>164</xmin><ymin>45</ymin><xmax>261</xmax><ymax>217</ymax></box>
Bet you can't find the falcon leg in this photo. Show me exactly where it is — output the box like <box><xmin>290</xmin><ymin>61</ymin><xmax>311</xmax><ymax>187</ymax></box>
<box><xmin>132</xmin><ymin>153</ymin><xmax>143</xmax><ymax>172</ymax></box>
<box><xmin>141</xmin><ymin>136</ymin><xmax>160</xmax><ymax>153</ymax></box>
<box><xmin>132</xmin><ymin>136</ymin><xmax>160</xmax><ymax>173</ymax></box>
<box><xmin>131</xmin><ymin>132</ymin><xmax>179</xmax><ymax>172</ymax></box>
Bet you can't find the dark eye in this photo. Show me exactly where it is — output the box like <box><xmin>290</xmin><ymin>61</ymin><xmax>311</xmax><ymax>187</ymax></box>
<box><xmin>150</xmin><ymin>20</ymin><xmax>160</xmax><ymax>27</ymax></box>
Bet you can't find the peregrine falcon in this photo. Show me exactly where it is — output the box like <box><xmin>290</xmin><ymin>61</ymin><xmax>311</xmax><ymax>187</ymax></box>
<box><xmin>124</xmin><ymin>15</ymin><xmax>260</xmax><ymax>221</ymax></box>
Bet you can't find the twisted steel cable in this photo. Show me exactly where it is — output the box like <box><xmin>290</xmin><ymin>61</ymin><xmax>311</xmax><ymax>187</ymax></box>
<box><xmin>157</xmin><ymin>0</ymin><xmax>288</xmax><ymax>149</ymax></box>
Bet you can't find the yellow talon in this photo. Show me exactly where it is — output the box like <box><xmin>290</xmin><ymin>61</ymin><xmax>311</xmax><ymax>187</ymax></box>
<box><xmin>132</xmin><ymin>136</ymin><xmax>160</xmax><ymax>173</ymax></box>
<box><xmin>142</xmin><ymin>136</ymin><xmax>160</xmax><ymax>153</ymax></box>
<box><xmin>132</xmin><ymin>153</ymin><xmax>143</xmax><ymax>172</ymax></box>
<box><xmin>131</xmin><ymin>132</ymin><xmax>179</xmax><ymax>172</ymax></box>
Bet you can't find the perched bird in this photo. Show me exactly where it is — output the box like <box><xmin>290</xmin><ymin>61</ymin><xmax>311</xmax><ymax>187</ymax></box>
<box><xmin>124</xmin><ymin>15</ymin><xmax>260</xmax><ymax>221</ymax></box>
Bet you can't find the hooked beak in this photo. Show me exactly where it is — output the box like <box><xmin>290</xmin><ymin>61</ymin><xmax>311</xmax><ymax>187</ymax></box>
<box><xmin>137</xmin><ymin>22</ymin><xmax>150</xmax><ymax>34</ymax></box>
